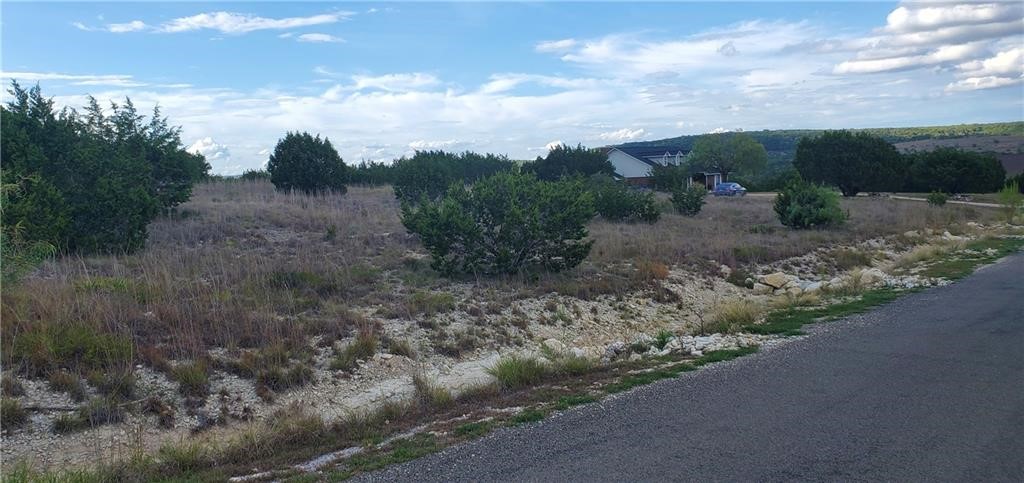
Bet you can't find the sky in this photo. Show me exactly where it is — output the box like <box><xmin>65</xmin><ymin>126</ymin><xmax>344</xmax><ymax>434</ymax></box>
<box><xmin>2</xmin><ymin>2</ymin><xmax>1022</xmax><ymax>175</ymax></box>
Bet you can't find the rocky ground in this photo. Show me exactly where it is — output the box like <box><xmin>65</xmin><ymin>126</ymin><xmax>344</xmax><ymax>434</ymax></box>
<box><xmin>2</xmin><ymin>222</ymin><xmax>1015</xmax><ymax>470</ymax></box>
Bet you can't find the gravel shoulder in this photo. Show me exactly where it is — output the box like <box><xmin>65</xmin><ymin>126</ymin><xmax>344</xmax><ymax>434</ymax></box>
<box><xmin>361</xmin><ymin>252</ymin><xmax>1024</xmax><ymax>482</ymax></box>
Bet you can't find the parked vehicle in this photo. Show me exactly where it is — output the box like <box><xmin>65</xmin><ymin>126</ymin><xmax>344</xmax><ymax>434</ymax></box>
<box><xmin>712</xmin><ymin>182</ymin><xmax>747</xmax><ymax>196</ymax></box>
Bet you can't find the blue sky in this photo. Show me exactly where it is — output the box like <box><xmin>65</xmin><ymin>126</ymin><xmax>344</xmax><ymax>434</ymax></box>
<box><xmin>3</xmin><ymin>2</ymin><xmax>1022</xmax><ymax>174</ymax></box>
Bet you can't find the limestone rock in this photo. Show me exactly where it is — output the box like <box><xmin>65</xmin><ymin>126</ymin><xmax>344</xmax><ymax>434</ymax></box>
<box><xmin>752</xmin><ymin>283</ymin><xmax>773</xmax><ymax>295</ymax></box>
<box><xmin>859</xmin><ymin>268</ymin><xmax>887</xmax><ymax>286</ymax></box>
<box><xmin>759</xmin><ymin>272</ymin><xmax>790</xmax><ymax>289</ymax></box>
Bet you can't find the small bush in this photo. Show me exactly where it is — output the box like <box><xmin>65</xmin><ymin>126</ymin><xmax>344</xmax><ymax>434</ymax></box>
<box><xmin>2</xmin><ymin>397</ymin><xmax>28</xmax><ymax>429</ymax></box>
<box><xmin>774</xmin><ymin>181</ymin><xmax>846</xmax><ymax>229</ymax></box>
<box><xmin>332</xmin><ymin>329</ymin><xmax>378</xmax><ymax>371</ymax></box>
<box><xmin>487</xmin><ymin>355</ymin><xmax>548</xmax><ymax>390</ymax></box>
<box><xmin>670</xmin><ymin>185</ymin><xmax>707</xmax><ymax>216</ymax></box>
<box><xmin>551</xmin><ymin>354</ymin><xmax>596</xmax><ymax>376</ymax></box>
<box><xmin>401</xmin><ymin>171</ymin><xmax>595</xmax><ymax>275</ymax></box>
<box><xmin>590</xmin><ymin>177</ymin><xmax>660</xmax><ymax>223</ymax></box>
<box><xmin>86</xmin><ymin>369</ymin><xmax>136</xmax><ymax>400</ymax></box>
<box><xmin>926</xmin><ymin>191</ymin><xmax>948</xmax><ymax>206</ymax></box>
<box><xmin>654</xmin><ymin>330</ymin><xmax>674</xmax><ymax>350</ymax></box>
<box><xmin>54</xmin><ymin>397</ymin><xmax>125</xmax><ymax>433</ymax></box>
<box><xmin>997</xmin><ymin>181</ymin><xmax>1022</xmax><ymax>223</ymax></box>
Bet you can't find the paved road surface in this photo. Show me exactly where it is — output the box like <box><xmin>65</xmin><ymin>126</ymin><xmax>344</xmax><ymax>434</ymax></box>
<box><xmin>361</xmin><ymin>253</ymin><xmax>1024</xmax><ymax>482</ymax></box>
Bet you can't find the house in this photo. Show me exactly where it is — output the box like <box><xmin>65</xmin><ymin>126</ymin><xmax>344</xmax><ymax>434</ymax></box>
<box><xmin>606</xmin><ymin>145</ymin><xmax>722</xmax><ymax>189</ymax></box>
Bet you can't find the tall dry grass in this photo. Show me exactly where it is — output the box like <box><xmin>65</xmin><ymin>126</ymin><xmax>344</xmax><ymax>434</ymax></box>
<box><xmin>0</xmin><ymin>181</ymin><xmax>996</xmax><ymax>378</ymax></box>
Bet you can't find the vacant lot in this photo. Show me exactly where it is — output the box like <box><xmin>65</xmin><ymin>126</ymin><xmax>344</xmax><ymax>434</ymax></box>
<box><xmin>0</xmin><ymin>179</ymin><xmax>1002</xmax><ymax>470</ymax></box>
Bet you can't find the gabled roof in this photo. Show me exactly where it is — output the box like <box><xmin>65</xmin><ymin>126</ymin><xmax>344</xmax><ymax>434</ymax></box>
<box><xmin>610</xmin><ymin>145</ymin><xmax>689</xmax><ymax>167</ymax></box>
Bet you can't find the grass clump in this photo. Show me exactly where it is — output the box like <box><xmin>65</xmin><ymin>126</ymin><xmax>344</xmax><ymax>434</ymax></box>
<box><xmin>2</xmin><ymin>376</ymin><xmax>25</xmax><ymax>397</ymax></box>
<box><xmin>510</xmin><ymin>408</ymin><xmax>545</xmax><ymax>425</ymax></box>
<box><xmin>48</xmin><ymin>370</ymin><xmax>87</xmax><ymax>402</ymax></box>
<box><xmin>332</xmin><ymin>329</ymin><xmax>378</xmax><ymax>371</ymax></box>
<box><xmin>412</xmin><ymin>373</ymin><xmax>454</xmax><ymax>409</ymax></box>
<box><xmin>604</xmin><ymin>363</ymin><xmax>695</xmax><ymax>394</ymax></box>
<box><xmin>405</xmin><ymin>291</ymin><xmax>456</xmax><ymax>316</ymax></box>
<box><xmin>554</xmin><ymin>394</ymin><xmax>597</xmax><ymax>410</ymax></box>
<box><xmin>831</xmin><ymin>248</ymin><xmax>873</xmax><ymax>270</ymax></box>
<box><xmin>654</xmin><ymin>329</ymin><xmax>674</xmax><ymax>350</ymax></box>
<box><xmin>919</xmin><ymin>237</ymin><xmax>1024</xmax><ymax>280</ymax></box>
<box><xmin>387</xmin><ymin>338</ymin><xmax>416</xmax><ymax>359</ymax></box>
<box><xmin>708</xmin><ymin>299</ymin><xmax>762</xmax><ymax>334</ymax></box>
<box><xmin>332</xmin><ymin>433</ymin><xmax>440</xmax><ymax>480</ymax></box>
<box><xmin>9</xmin><ymin>324</ymin><xmax>133</xmax><ymax>377</ymax></box>
<box><xmin>172</xmin><ymin>360</ymin><xmax>210</xmax><ymax>397</ymax></box>
<box><xmin>256</xmin><ymin>363</ymin><xmax>314</xmax><ymax>392</ymax></box>
<box><xmin>53</xmin><ymin>397</ymin><xmax>126</xmax><ymax>433</ymax></box>
<box><xmin>86</xmin><ymin>369</ymin><xmax>136</xmax><ymax>400</ymax></box>
<box><xmin>487</xmin><ymin>355</ymin><xmax>548</xmax><ymax>390</ymax></box>
<box><xmin>453</xmin><ymin>420</ymin><xmax>493</xmax><ymax>438</ymax></box>
<box><xmin>2</xmin><ymin>397</ymin><xmax>29</xmax><ymax>429</ymax></box>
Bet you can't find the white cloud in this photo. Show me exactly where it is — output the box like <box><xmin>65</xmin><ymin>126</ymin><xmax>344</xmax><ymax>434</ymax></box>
<box><xmin>83</xmin><ymin>11</ymin><xmax>354</xmax><ymax>35</ymax></box>
<box><xmin>108</xmin><ymin>20</ymin><xmax>148</xmax><ymax>33</ymax></box>
<box><xmin>545</xmin><ymin>140</ymin><xmax>564</xmax><ymax>151</ymax></box>
<box><xmin>536</xmin><ymin>38</ymin><xmax>577</xmax><ymax>52</ymax></box>
<box><xmin>0</xmin><ymin>71</ymin><xmax>145</xmax><ymax>87</ymax></box>
<box><xmin>598</xmin><ymin>128</ymin><xmax>646</xmax><ymax>141</ymax></box>
<box><xmin>296</xmin><ymin>33</ymin><xmax>344</xmax><ymax>43</ymax></box>
<box><xmin>408</xmin><ymin>139</ymin><xmax>467</xmax><ymax>150</ymax></box>
<box><xmin>835</xmin><ymin>2</ymin><xmax>1023</xmax><ymax>76</ymax></box>
<box><xmin>945</xmin><ymin>75</ymin><xmax>1023</xmax><ymax>92</ymax></box>
<box><xmin>278</xmin><ymin>32</ymin><xmax>294</xmax><ymax>38</ymax></box>
<box><xmin>187</xmin><ymin>137</ymin><xmax>232</xmax><ymax>173</ymax></box>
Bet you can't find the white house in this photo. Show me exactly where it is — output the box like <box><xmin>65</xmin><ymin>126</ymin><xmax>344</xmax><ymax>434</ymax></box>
<box><xmin>606</xmin><ymin>145</ymin><xmax>722</xmax><ymax>189</ymax></box>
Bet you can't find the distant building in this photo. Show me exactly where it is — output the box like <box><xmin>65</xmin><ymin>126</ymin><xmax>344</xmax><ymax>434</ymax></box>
<box><xmin>605</xmin><ymin>145</ymin><xmax>721</xmax><ymax>189</ymax></box>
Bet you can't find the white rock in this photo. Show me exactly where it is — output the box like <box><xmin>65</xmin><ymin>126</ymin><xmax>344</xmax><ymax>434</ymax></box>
<box><xmin>903</xmin><ymin>230</ymin><xmax>919</xmax><ymax>238</ymax></box>
<box><xmin>803</xmin><ymin>281</ymin><xmax>823</xmax><ymax>294</ymax></box>
<box><xmin>570</xmin><ymin>347</ymin><xmax>586</xmax><ymax>358</ymax></box>
<box><xmin>752</xmin><ymin>283</ymin><xmax>773</xmax><ymax>295</ymax></box>
<box><xmin>628</xmin><ymin>353</ymin><xmax>642</xmax><ymax>362</ymax></box>
<box><xmin>720</xmin><ymin>265</ymin><xmax>733</xmax><ymax>278</ymax></box>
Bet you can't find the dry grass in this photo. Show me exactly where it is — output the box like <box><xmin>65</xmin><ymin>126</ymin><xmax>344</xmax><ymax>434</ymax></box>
<box><xmin>708</xmin><ymin>299</ymin><xmax>764</xmax><ymax>334</ymax></box>
<box><xmin>0</xmin><ymin>181</ymin><xmax>997</xmax><ymax>392</ymax></box>
<box><xmin>890</xmin><ymin>241</ymin><xmax>964</xmax><ymax>271</ymax></box>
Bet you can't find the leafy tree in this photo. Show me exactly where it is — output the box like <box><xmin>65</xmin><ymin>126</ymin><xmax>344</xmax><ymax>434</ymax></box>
<box><xmin>1</xmin><ymin>176</ymin><xmax>57</xmax><ymax>286</ymax></box>
<box><xmin>589</xmin><ymin>175</ymin><xmax>660</xmax><ymax>223</ymax></box>
<box><xmin>926</xmin><ymin>191</ymin><xmax>948</xmax><ymax>207</ymax></box>
<box><xmin>267</xmin><ymin>132</ymin><xmax>349</xmax><ymax>194</ymax></box>
<box><xmin>1</xmin><ymin>82</ymin><xmax>205</xmax><ymax>253</ymax></box>
<box><xmin>793</xmin><ymin>130</ymin><xmax>905</xmax><ymax>197</ymax></box>
<box><xmin>401</xmin><ymin>172</ymin><xmax>595</xmax><ymax>275</ymax></box>
<box><xmin>904</xmin><ymin>148</ymin><xmax>1005</xmax><ymax>193</ymax></box>
<box><xmin>774</xmin><ymin>181</ymin><xmax>846</xmax><ymax>229</ymax></box>
<box><xmin>670</xmin><ymin>184</ymin><xmax>707</xmax><ymax>216</ymax></box>
<box><xmin>649</xmin><ymin>163</ymin><xmax>690</xmax><ymax>192</ymax></box>
<box><xmin>392</xmin><ymin>150</ymin><xmax>513</xmax><ymax>203</ymax></box>
<box><xmin>527</xmin><ymin>144</ymin><xmax>614</xmax><ymax>181</ymax></box>
<box><xmin>349</xmin><ymin>160</ymin><xmax>396</xmax><ymax>185</ymax></box>
<box><xmin>689</xmin><ymin>133</ymin><xmax>768</xmax><ymax>181</ymax></box>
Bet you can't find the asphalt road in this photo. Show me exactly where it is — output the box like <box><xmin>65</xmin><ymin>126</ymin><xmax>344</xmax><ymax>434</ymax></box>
<box><xmin>362</xmin><ymin>253</ymin><xmax>1024</xmax><ymax>482</ymax></box>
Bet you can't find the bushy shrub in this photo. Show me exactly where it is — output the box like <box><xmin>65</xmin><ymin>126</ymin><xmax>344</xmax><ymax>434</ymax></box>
<box><xmin>527</xmin><ymin>144</ymin><xmax>614</xmax><ymax>181</ymax></box>
<box><xmin>670</xmin><ymin>184</ymin><xmax>707</xmax><ymax>216</ymax></box>
<box><xmin>590</xmin><ymin>176</ymin><xmax>660</xmax><ymax>223</ymax></box>
<box><xmin>401</xmin><ymin>171</ymin><xmax>595</xmax><ymax>275</ymax></box>
<box><xmin>1</xmin><ymin>83</ymin><xmax>208</xmax><ymax>254</ymax></box>
<box><xmin>267</xmin><ymin>132</ymin><xmax>348</xmax><ymax>194</ymax></box>
<box><xmin>905</xmin><ymin>148</ymin><xmax>1005</xmax><ymax>193</ymax></box>
<box><xmin>774</xmin><ymin>181</ymin><xmax>847</xmax><ymax>229</ymax></box>
<box><xmin>927</xmin><ymin>191</ymin><xmax>948</xmax><ymax>206</ymax></box>
<box><xmin>392</xmin><ymin>150</ymin><xmax>513</xmax><ymax>203</ymax></box>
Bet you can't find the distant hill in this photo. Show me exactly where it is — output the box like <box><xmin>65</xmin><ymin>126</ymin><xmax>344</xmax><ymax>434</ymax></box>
<box><xmin>620</xmin><ymin>121</ymin><xmax>1024</xmax><ymax>175</ymax></box>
